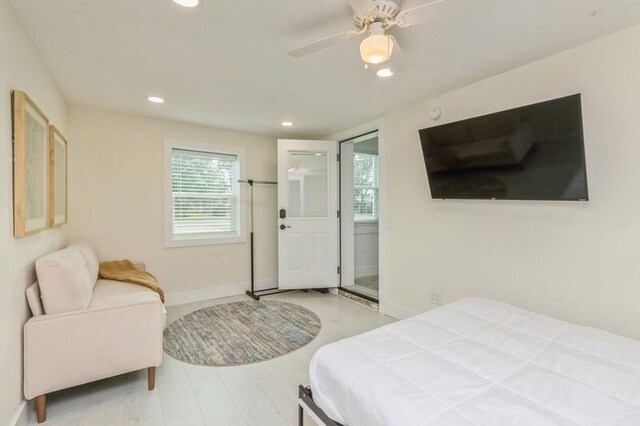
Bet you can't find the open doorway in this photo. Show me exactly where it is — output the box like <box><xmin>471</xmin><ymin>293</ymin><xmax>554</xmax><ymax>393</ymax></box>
<box><xmin>339</xmin><ymin>131</ymin><xmax>379</xmax><ymax>301</ymax></box>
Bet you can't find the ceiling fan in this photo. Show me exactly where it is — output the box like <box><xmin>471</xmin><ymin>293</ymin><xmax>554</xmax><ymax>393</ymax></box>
<box><xmin>289</xmin><ymin>0</ymin><xmax>446</xmax><ymax>68</ymax></box>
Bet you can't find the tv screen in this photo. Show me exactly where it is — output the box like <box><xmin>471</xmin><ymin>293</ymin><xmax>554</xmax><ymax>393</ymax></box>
<box><xmin>419</xmin><ymin>94</ymin><xmax>588</xmax><ymax>201</ymax></box>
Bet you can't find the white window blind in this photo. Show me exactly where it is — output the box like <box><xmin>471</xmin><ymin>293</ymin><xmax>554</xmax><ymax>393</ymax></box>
<box><xmin>171</xmin><ymin>148</ymin><xmax>240</xmax><ymax>240</ymax></box>
<box><xmin>353</xmin><ymin>152</ymin><xmax>378</xmax><ymax>222</ymax></box>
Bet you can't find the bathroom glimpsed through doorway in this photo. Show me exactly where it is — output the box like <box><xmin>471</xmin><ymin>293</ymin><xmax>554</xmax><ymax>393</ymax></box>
<box><xmin>339</xmin><ymin>131</ymin><xmax>379</xmax><ymax>301</ymax></box>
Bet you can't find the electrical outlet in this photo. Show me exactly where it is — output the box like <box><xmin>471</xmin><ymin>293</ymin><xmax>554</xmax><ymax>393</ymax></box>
<box><xmin>430</xmin><ymin>291</ymin><xmax>442</xmax><ymax>306</ymax></box>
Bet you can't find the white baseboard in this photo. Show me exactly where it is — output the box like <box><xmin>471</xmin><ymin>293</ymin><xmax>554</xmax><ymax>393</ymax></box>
<box><xmin>379</xmin><ymin>301</ymin><xmax>418</xmax><ymax>320</ymax></box>
<box><xmin>164</xmin><ymin>279</ymin><xmax>275</xmax><ymax>307</ymax></box>
<box><xmin>9</xmin><ymin>400</ymin><xmax>27</xmax><ymax>426</ymax></box>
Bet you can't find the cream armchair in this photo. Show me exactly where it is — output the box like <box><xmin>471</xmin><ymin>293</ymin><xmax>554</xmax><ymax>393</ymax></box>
<box><xmin>24</xmin><ymin>242</ymin><xmax>165</xmax><ymax>423</ymax></box>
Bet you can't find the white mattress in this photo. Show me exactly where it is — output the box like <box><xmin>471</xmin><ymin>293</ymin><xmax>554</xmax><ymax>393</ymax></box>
<box><xmin>309</xmin><ymin>298</ymin><xmax>640</xmax><ymax>426</ymax></box>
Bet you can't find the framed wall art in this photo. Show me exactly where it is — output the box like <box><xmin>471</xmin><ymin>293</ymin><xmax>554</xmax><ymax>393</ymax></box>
<box><xmin>12</xmin><ymin>91</ymin><xmax>51</xmax><ymax>237</ymax></box>
<box><xmin>49</xmin><ymin>126</ymin><xmax>68</xmax><ymax>227</ymax></box>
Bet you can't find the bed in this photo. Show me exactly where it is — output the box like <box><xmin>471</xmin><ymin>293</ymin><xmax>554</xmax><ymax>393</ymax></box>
<box><xmin>299</xmin><ymin>298</ymin><xmax>640</xmax><ymax>426</ymax></box>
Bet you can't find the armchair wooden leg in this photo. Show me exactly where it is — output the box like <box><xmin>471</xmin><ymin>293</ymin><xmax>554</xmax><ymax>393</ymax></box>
<box><xmin>36</xmin><ymin>395</ymin><xmax>46</xmax><ymax>423</ymax></box>
<box><xmin>147</xmin><ymin>367</ymin><xmax>156</xmax><ymax>391</ymax></box>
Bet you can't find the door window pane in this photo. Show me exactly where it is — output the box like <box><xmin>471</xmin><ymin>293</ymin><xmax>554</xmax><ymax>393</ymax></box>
<box><xmin>288</xmin><ymin>152</ymin><xmax>328</xmax><ymax>217</ymax></box>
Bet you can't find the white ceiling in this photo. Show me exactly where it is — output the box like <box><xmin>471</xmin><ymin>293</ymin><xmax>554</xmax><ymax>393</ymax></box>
<box><xmin>10</xmin><ymin>0</ymin><xmax>640</xmax><ymax>137</ymax></box>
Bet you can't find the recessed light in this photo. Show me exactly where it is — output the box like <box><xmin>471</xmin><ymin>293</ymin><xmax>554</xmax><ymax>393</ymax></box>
<box><xmin>376</xmin><ymin>68</ymin><xmax>394</xmax><ymax>78</ymax></box>
<box><xmin>174</xmin><ymin>0</ymin><xmax>199</xmax><ymax>7</ymax></box>
<box><xmin>148</xmin><ymin>96</ymin><xmax>165</xmax><ymax>104</ymax></box>
<box><xmin>281</xmin><ymin>121</ymin><xmax>294</xmax><ymax>127</ymax></box>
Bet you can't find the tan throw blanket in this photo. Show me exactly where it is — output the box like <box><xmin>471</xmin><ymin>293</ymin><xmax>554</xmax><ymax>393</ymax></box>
<box><xmin>99</xmin><ymin>260</ymin><xmax>165</xmax><ymax>302</ymax></box>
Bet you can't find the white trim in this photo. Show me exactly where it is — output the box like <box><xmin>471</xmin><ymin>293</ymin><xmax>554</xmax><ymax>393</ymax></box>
<box><xmin>164</xmin><ymin>139</ymin><xmax>247</xmax><ymax>248</ymax></box>
<box><xmin>167</xmin><ymin>234</ymin><xmax>245</xmax><ymax>248</ymax></box>
<box><xmin>9</xmin><ymin>400</ymin><xmax>27</xmax><ymax>426</ymax></box>
<box><xmin>163</xmin><ymin>279</ymin><xmax>275</xmax><ymax>307</ymax></box>
<box><xmin>329</xmin><ymin>118</ymin><xmax>386</xmax><ymax>306</ymax></box>
<box><xmin>340</xmin><ymin>142</ymin><xmax>355</xmax><ymax>287</ymax></box>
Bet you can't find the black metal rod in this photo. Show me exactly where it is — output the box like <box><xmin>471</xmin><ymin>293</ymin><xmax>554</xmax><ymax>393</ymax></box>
<box><xmin>239</xmin><ymin>178</ymin><xmax>280</xmax><ymax>300</ymax></box>
<box><xmin>245</xmin><ymin>290</ymin><xmax>260</xmax><ymax>301</ymax></box>
<box><xmin>239</xmin><ymin>177</ymin><xmax>337</xmax><ymax>301</ymax></box>
<box><xmin>298</xmin><ymin>403</ymin><xmax>303</xmax><ymax>426</ymax></box>
<box><xmin>258</xmin><ymin>289</ymin><xmax>298</xmax><ymax>296</ymax></box>
<box><xmin>238</xmin><ymin>179</ymin><xmax>277</xmax><ymax>185</ymax></box>
<box><xmin>250</xmin><ymin>231</ymin><xmax>255</xmax><ymax>294</ymax></box>
<box><xmin>249</xmin><ymin>289</ymin><xmax>298</xmax><ymax>299</ymax></box>
<box><xmin>298</xmin><ymin>386</ymin><xmax>344</xmax><ymax>426</ymax></box>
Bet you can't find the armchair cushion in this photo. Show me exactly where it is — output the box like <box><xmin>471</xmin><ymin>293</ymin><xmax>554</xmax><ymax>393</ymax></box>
<box><xmin>69</xmin><ymin>241</ymin><xmax>100</xmax><ymax>284</ymax></box>
<box><xmin>26</xmin><ymin>282</ymin><xmax>44</xmax><ymax>317</ymax></box>
<box><xmin>35</xmin><ymin>248</ymin><xmax>93</xmax><ymax>315</ymax></box>
<box><xmin>89</xmin><ymin>279</ymin><xmax>162</xmax><ymax>310</ymax></box>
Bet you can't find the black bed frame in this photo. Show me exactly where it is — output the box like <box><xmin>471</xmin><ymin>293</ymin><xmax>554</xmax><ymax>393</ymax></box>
<box><xmin>298</xmin><ymin>386</ymin><xmax>343</xmax><ymax>426</ymax></box>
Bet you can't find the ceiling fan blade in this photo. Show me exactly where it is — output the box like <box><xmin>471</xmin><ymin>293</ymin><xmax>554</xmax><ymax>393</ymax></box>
<box><xmin>396</xmin><ymin>0</ymin><xmax>445</xmax><ymax>28</ymax></box>
<box><xmin>344</xmin><ymin>0</ymin><xmax>376</xmax><ymax>14</ymax></box>
<box><xmin>289</xmin><ymin>30</ymin><xmax>360</xmax><ymax>58</ymax></box>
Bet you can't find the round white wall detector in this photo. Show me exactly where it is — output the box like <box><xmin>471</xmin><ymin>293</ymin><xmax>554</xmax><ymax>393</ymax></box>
<box><xmin>431</xmin><ymin>107</ymin><xmax>443</xmax><ymax>121</ymax></box>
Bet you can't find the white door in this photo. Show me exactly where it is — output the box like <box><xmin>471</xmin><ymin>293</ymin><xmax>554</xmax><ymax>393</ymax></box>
<box><xmin>278</xmin><ymin>139</ymin><xmax>338</xmax><ymax>290</ymax></box>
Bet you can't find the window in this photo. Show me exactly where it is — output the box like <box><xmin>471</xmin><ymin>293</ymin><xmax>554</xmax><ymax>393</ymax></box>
<box><xmin>165</xmin><ymin>140</ymin><xmax>244</xmax><ymax>247</ymax></box>
<box><xmin>353</xmin><ymin>152</ymin><xmax>378</xmax><ymax>222</ymax></box>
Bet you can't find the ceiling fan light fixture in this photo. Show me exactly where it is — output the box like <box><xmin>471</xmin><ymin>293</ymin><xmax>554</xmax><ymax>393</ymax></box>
<box><xmin>360</xmin><ymin>34</ymin><xmax>394</xmax><ymax>64</ymax></box>
<box><xmin>377</xmin><ymin>67</ymin><xmax>394</xmax><ymax>77</ymax></box>
<box><xmin>174</xmin><ymin>0</ymin><xmax>200</xmax><ymax>7</ymax></box>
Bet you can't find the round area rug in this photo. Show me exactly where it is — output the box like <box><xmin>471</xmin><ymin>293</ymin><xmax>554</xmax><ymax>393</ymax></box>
<box><xmin>163</xmin><ymin>300</ymin><xmax>321</xmax><ymax>366</ymax></box>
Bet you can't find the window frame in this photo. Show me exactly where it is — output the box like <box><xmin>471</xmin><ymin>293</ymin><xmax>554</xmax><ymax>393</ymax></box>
<box><xmin>164</xmin><ymin>139</ymin><xmax>246</xmax><ymax>248</ymax></box>
<box><xmin>352</xmin><ymin>152</ymin><xmax>379</xmax><ymax>223</ymax></box>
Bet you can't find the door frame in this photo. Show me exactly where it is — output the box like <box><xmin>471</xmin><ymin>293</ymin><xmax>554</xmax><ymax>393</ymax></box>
<box><xmin>332</xmin><ymin>119</ymin><xmax>386</xmax><ymax>305</ymax></box>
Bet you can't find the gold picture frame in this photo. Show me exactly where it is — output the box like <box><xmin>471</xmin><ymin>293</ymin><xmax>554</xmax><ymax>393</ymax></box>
<box><xmin>49</xmin><ymin>126</ymin><xmax>68</xmax><ymax>227</ymax></box>
<box><xmin>13</xmin><ymin>91</ymin><xmax>51</xmax><ymax>237</ymax></box>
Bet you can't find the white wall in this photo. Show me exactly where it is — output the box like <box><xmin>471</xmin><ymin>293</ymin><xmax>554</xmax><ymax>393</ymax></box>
<box><xmin>68</xmin><ymin>107</ymin><xmax>277</xmax><ymax>304</ymax></box>
<box><xmin>0</xmin><ymin>1</ymin><xmax>69</xmax><ymax>425</ymax></box>
<box><xmin>381</xmin><ymin>24</ymin><xmax>640</xmax><ymax>338</ymax></box>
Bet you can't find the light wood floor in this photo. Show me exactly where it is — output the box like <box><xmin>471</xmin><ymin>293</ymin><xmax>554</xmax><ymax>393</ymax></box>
<box><xmin>28</xmin><ymin>291</ymin><xmax>395</xmax><ymax>426</ymax></box>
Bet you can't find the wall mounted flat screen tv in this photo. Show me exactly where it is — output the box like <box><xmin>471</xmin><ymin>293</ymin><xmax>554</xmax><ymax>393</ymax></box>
<box><xmin>419</xmin><ymin>94</ymin><xmax>589</xmax><ymax>201</ymax></box>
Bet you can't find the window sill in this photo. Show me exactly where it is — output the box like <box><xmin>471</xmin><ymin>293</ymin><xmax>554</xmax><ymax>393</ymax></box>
<box><xmin>165</xmin><ymin>235</ymin><xmax>246</xmax><ymax>248</ymax></box>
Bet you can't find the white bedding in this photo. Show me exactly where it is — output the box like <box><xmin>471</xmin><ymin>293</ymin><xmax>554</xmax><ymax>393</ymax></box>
<box><xmin>309</xmin><ymin>298</ymin><xmax>640</xmax><ymax>426</ymax></box>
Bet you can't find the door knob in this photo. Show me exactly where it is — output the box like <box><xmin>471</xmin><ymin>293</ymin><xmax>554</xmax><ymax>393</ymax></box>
<box><xmin>280</xmin><ymin>224</ymin><xmax>291</xmax><ymax>230</ymax></box>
